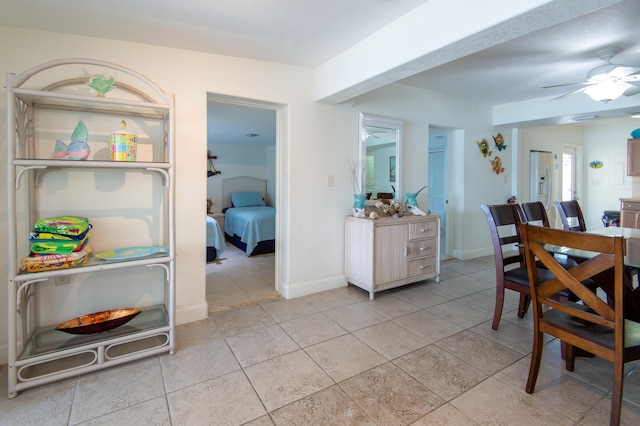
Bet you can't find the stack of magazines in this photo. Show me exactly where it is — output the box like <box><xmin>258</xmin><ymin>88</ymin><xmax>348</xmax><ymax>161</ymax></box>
<box><xmin>20</xmin><ymin>216</ymin><xmax>93</xmax><ymax>273</ymax></box>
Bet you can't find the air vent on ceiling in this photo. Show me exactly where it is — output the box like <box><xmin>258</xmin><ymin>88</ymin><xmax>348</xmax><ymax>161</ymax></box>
<box><xmin>572</xmin><ymin>115</ymin><xmax>599</xmax><ymax>122</ymax></box>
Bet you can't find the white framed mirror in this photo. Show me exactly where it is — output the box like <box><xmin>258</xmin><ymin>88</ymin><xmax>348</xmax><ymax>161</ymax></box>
<box><xmin>359</xmin><ymin>113</ymin><xmax>403</xmax><ymax>202</ymax></box>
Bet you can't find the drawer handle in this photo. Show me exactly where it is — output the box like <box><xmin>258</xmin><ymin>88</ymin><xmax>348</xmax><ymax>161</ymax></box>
<box><xmin>419</xmin><ymin>229</ymin><xmax>426</xmax><ymax>232</ymax></box>
<box><xmin>419</xmin><ymin>265</ymin><xmax>426</xmax><ymax>270</ymax></box>
<box><xmin>419</xmin><ymin>247</ymin><xmax>425</xmax><ymax>251</ymax></box>
<box><xmin>404</xmin><ymin>246</ymin><xmax>408</xmax><ymax>256</ymax></box>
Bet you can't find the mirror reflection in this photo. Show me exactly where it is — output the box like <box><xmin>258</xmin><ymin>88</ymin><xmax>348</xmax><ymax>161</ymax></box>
<box><xmin>359</xmin><ymin>113</ymin><xmax>403</xmax><ymax>201</ymax></box>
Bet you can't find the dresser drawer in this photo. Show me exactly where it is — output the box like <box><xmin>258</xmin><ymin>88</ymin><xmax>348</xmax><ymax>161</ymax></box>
<box><xmin>621</xmin><ymin>201</ymin><xmax>640</xmax><ymax>211</ymax></box>
<box><xmin>408</xmin><ymin>220</ymin><xmax>437</xmax><ymax>240</ymax></box>
<box><xmin>407</xmin><ymin>239</ymin><xmax>437</xmax><ymax>259</ymax></box>
<box><xmin>408</xmin><ymin>256</ymin><xmax>438</xmax><ymax>277</ymax></box>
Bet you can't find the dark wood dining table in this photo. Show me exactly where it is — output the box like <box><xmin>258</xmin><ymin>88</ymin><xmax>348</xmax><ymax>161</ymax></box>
<box><xmin>545</xmin><ymin>226</ymin><xmax>640</xmax><ymax>322</ymax></box>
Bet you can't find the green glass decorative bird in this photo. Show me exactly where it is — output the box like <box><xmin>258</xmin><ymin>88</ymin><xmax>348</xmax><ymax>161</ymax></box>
<box><xmin>87</xmin><ymin>75</ymin><xmax>115</xmax><ymax>97</ymax></box>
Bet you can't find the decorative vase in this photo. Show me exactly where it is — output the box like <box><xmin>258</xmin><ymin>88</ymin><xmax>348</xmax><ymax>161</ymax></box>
<box><xmin>405</xmin><ymin>192</ymin><xmax>418</xmax><ymax>208</ymax></box>
<box><xmin>353</xmin><ymin>193</ymin><xmax>366</xmax><ymax>218</ymax></box>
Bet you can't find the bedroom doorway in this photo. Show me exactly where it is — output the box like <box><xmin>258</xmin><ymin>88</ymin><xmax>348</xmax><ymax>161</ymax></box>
<box><xmin>205</xmin><ymin>94</ymin><xmax>282</xmax><ymax>313</ymax></box>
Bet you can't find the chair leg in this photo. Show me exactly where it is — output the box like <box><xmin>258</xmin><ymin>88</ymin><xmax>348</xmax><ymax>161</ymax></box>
<box><xmin>564</xmin><ymin>342</ymin><xmax>575</xmax><ymax>372</ymax></box>
<box><xmin>610</xmin><ymin>359</ymin><xmax>625</xmax><ymax>426</ymax></box>
<box><xmin>492</xmin><ymin>286</ymin><xmax>505</xmax><ymax>330</ymax></box>
<box><xmin>517</xmin><ymin>294</ymin><xmax>531</xmax><ymax>318</ymax></box>
<box><xmin>526</xmin><ymin>329</ymin><xmax>544</xmax><ymax>394</ymax></box>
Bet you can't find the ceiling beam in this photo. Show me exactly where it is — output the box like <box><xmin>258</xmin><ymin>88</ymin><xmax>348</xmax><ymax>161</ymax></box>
<box><xmin>314</xmin><ymin>0</ymin><xmax>624</xmax><ymax>105</ymax></box>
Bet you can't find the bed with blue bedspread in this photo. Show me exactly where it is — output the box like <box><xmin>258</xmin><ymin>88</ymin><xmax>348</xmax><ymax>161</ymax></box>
<box><xmin>222</xmin><ymin>176</ymin><xmax>276</xmax><ymax>256</ymax></box>
<box><xmin>206</xmin><ymin>215</ymin><xmax>226</xmax><ymax>261</ymax></box>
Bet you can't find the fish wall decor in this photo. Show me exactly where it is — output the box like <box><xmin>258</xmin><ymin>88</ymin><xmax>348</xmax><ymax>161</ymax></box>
<box><xmin>493</xmin><ymin>133</ymin><xmax>507</xmax><ymax>151</ymax></box>
<box><xmin>490</xmin><ymin>156</ymin><xmax>505</xmax><ymax>174</ymax></box>
<box><xmin>477</xmin><ymin>139</ymin><xmax>492</xmax><ymax>157</ymax></box>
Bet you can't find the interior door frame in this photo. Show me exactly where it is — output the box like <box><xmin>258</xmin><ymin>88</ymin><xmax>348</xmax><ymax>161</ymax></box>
<box><xmin>561</xmin><ymin>143</ymin><xmax>583</xmax><ymax>202</ymax></box>
<box><xmin>206</xmin><ymin>93</ymin><xmax>287</xmax><ymax>295</ymax></box>
<box><xmin>558</xmin><ymin>143</ymin><xmax>583</xmax><ymax>229</ymax></box>
<box><xmin>428</xmin><ymin>126</ymin><xmax>453</xmax><ymax>260</ymax></box>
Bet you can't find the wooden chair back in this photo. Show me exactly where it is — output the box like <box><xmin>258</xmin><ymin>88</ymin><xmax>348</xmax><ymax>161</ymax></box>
<box><xmin>481</xmin><ymin>203</ymin><xmax>525</xmax><ymax>273</ymax></box>
<box><xmin>521</xmin><ymin>224</ymin><xmax>640</xmax><ymax>425</ymax></box>
<box><xmin>481</xmin><ymin>203</ymin><xmax>536</xmax><ymax>329</ymax></box>
<box><xmin>520</xmin><ymin>201</ymin><xmax>550</xmax><ymax>227</ymax></box>
<box><xmin>554</xmin><ymin>200</ymin><xmax>587</xmax><ymax>232</ymax></box>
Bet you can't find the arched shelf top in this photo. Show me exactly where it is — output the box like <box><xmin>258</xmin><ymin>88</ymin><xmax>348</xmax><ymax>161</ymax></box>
<box><xmin>6</xmin><ymin>58</ymin><xmax>172</xmax><ymax>107</ymax></box>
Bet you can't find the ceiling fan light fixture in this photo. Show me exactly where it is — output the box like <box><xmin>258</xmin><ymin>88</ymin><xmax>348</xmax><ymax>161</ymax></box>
<box><xmin>584</xmin><ymin>81</ymin><xmax>630</xmax><ymax>103</ymax></box>
<box><xmin>586</xmin><ymin>64</ymin><xmax>618</xmax><ymax>81</ymax></box>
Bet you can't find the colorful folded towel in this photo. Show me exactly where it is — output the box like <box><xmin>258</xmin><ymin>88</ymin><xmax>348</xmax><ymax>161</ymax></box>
<box><xmin>30</xmin><ymin>235</ymin><xmax>89</xmax><ymax>254</ymax></box>
<box><xmin>29</xmin><ymin>225</ymin><xmax>92</xmax><ymax>242</ymax></box>
<box><xmin>32</xmin><ymin>216</ymin><xmax>90</xmax><ymax>238</ymax></box>
<box><xmin>20</xmin><ymin>244</ymin><xmax>93</xmax><ymax>273</ymax></box>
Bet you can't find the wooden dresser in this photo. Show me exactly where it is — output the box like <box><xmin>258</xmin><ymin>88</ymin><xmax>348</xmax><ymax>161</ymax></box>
<box><xmin>345</xmin><ymin>214</ymin><xmax>440</xmax><ymax>300</ymax></box>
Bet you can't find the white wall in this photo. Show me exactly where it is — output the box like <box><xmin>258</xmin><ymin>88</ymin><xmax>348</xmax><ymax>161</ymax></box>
<box><xmin>519</xmin><ymin>125</ymin><xmax>585</xmax><ymax>227</ymax></box>
<box><xmin>583</xmin><ymin>119</ymin><xmax>636</xmax><ymax>229</ymax></box>
<box><xmin>519</xmin><ymin>119</ymin><xmax>636</xmax><ymax>230</ymax></box>
<box><xmin>2</xmin><ymin>24</ymin><xmax>637</xmax><ymax>366</ymax></box>
<box><xmin>351</xmin><ymin>84</ymin><xmax>503</xmax><ymax>260</ymax></box>
<box><xmin>206</xmin><ymin>143</ymin><xmax>271</xmax><ymax>210</ymax></box>
<box><xmin>0</xmin><ymin>26</ymin><xmax>356</xmax><ymax>363</ymax></box>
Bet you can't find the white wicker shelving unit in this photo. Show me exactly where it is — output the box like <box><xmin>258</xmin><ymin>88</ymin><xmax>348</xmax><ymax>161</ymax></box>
<box><xmin>5</xmin><ymin>58</ymin><xmax>175</xmax><ymax>398</ymax></box>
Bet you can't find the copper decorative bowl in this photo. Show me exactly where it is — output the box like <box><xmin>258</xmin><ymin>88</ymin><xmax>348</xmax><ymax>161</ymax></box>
<box><xmin>55</xmin><ymin>308</ymin><xmax>142</xmax><ymax>335</ymax></box>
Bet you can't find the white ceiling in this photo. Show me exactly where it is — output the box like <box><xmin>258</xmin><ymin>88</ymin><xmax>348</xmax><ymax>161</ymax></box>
<box><xmin>3</xmin><ymin>0</ymin><xmax>640</xmax><ymax>135</ymax></box>
<box><xmin>0</xmin><ymin>0</ymin><xmax>429</xmax><ymax>68</ymax></box>
<box><xmin>207</xmin><ymin>101</ymin><xmax>276</xmax><ymax>146</ymax></box>
<box><xmin>398</xmin><ymin>0</ymin><xmax>640</xmax><ymax>105</ymax></box>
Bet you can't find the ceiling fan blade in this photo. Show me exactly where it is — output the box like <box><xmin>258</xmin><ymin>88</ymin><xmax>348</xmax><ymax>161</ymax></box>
<box><xmin>542</xmin><ymin>82</ymin><xmax>586</xmax><ymax>89</ymax></box>
<box><xmin>549</xmin><ymin>86</ymin><xmax>588</xmax><ymax>102</ymax></box>
<box><xmin>624</xmin><ymin>81</ymin><xmax>640</xmax><ymax>96</ymax></box>
<box><xmin>621</xmin><ymin>71</ymin><xmax>640</xmax><ymax>83</ymax></box>
<box><xmin>608</xmin><ymin>66</ymin><xmax>640</xmax><ymax>78</ymax></box>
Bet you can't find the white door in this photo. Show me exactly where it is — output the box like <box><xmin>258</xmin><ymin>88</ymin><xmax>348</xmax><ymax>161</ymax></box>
<box><xmin>561</xmin><ymin>145</ymin><xmax>579</xmax><ymax>202</ymax></box>
<box><xmin>428</xmin><ymin>129</ymin><xmax>448</xmax><ymax>259</ymax></box>
<box><xmin>428</xmin><ymin>150</ymin><xmax>446</xmax><ymax>219</ymax></box>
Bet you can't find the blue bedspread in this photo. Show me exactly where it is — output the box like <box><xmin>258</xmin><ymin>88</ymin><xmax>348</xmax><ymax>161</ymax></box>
<box><xmin>206</xmin><ymin>216</ymin><xmax>226</xmax><ymax>256</ymax></box>
<box><xmin>224</xmin><ymin>206</ymin><xmax>276</xmax><ymax>255</ymax></box>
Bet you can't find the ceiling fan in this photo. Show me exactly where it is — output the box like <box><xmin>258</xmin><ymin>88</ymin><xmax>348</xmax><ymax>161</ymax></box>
<box><xmin>544</xmin><ymin>47</ymin><xmax>640</xmax><ymax>103</ymax></box>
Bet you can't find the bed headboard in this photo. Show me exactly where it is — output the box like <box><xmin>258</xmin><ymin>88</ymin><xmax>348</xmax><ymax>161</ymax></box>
<box><xmin>222</xmin><ymin>176</ymin><xmax>268</xmax><ymax>208</ymax></box>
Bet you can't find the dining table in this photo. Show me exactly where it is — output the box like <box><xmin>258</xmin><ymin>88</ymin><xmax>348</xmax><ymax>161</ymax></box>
<box><xmin>545</xmin><ymin>226</ymin><xmax>640</xmax><ymax>322</ymax></box>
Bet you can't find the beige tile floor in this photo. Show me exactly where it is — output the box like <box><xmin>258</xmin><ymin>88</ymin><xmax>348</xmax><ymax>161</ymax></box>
<box><xmin>3</xmin><ymin>254</ymin><xmax>640</xmax><ymax>425</ymax></box>
<box><xmin>206</xmin><ymin>244</ymin><xmax>280</xmax><ymax>313</ymax></box>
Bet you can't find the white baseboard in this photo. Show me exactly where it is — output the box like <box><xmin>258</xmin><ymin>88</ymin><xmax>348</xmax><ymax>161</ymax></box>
<box><xmin>452</xmin><ymin>246</ymin><xmax>493</xmax><ymax>260</ymax></box>
<box><xmin>283</xmin><ymin>275</ymin><xmax>346</xmax><ymax>299</ymax></box>
<box><xmin>176</xmin><ymin>301</ymin><xmax>209</xmax><ymax>325</ymax></box>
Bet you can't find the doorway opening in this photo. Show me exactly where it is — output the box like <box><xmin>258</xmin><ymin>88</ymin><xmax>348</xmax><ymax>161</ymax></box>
<box><xmin>428</xmin><ymin>127</ymin><xmax>449</xmax><ymax>260</ymax></box>
<box><xmin>561</xmin><ymin>145</ymin><xmax>579</xmax><ymax>202</ymax></box>
<box><xmin>205</xmin><ymin>94</ymin><xmax>283</xmax><ymax>313</ymax></box>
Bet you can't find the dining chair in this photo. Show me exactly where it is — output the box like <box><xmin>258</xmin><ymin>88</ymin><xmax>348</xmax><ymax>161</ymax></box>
<box><xmin>521</xmin><ymin>224</ymin><xmax>640</xmax><ymax>426</ymax></box>
<box><xmin>519</xmin><ymin>201</ymin><xmax>551</xmax><ymax>227</ymax></box>
<box><xmin>481</xmin><ymin>204</ymin><xmax>565</xmax><ymax>330</ymax></box>
<box><xmin>554</xmin><ymin>200</ymin><xmax>587</xmax><ymax>232</ymax></box>
<box><xmin>520</xmin><ymin>200</ymin><xmax>605</xmax><ymax>305</ymax></box>
<box><xmin>519</xmin><ymin>201</ymin><xmax>579</xmax><ymax>268</ymax></box>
